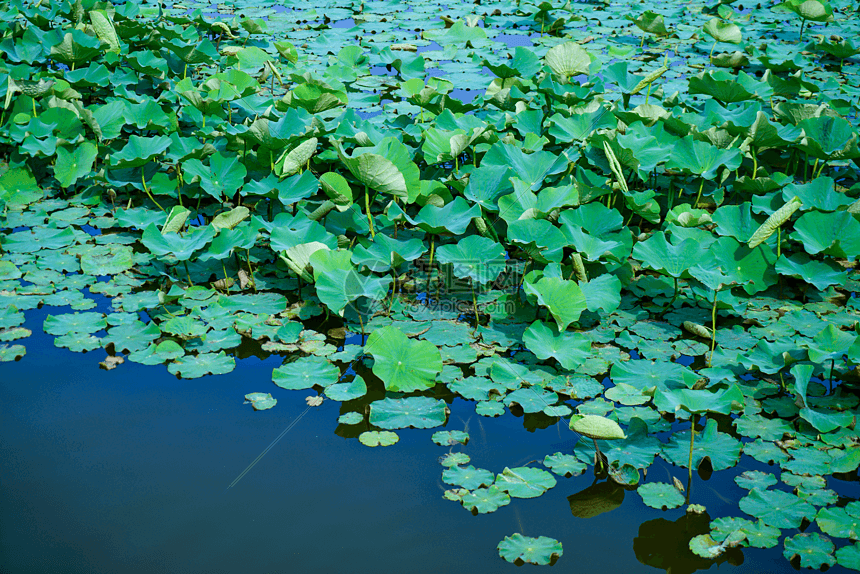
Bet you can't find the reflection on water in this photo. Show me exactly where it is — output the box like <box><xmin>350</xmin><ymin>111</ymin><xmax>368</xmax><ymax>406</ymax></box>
<box><xmin>634</xmin><ymin>513</ymin><xmax>744</xmax><ymax>574</ymax></box>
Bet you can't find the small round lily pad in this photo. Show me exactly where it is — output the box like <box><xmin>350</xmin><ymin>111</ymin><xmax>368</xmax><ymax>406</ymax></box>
<box><xmin>497</xmin><ymin>533</ymin><xmax>562</xmax><ymax>566</ymax></box>
<box><xmin>245</xmin><ymin>392</ymin><xmax>276</xmax><ymax>411</ymax></box>
<box><xmin>638</xmin><ymin>482</ymin><xmax>685</xmax><ymax>510</ymax></box>
<box><xmin>432</xmin><ymin>430</ymin><xmax>469</xmax><ymax>446</ymax></box>
<box><xmin>358</xmin><ymin>431</ymin><xmax>399</xmax><ymax>447</ymax></box>
<box><xmin>461</xmin><ymin>485</ymin><xmax>511</xmax><ymax>514</ymax></box>
<box><xmin>338</xmin><ymin>412</ymin><xmax>364</xmax><ymax>425</ymax></box>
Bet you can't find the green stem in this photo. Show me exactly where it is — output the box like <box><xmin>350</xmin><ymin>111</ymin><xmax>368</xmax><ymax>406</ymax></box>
<box><xmin>688</xmin><ymin>413</ymin><xmax>696</xmax><ymax>486</ymax></box>
<box><xmin>184</xmin><ymin>260</ymin><xmax>193</xmax><ymax>286</ymax></box>
<box><xmin>471</xmin><ymin>279</ymin><xmax>478</xmax><ymax>331</ymax></box>
<box><xmin>426</xmin><ymin>235</ymin><xmax>435</xmax><ymax>299</ymax></box>
<box><xmin>693</xmin><ymin>177</ymin><xmax>705</xmax><ymax>207</ymax></box>
<box><xmin>246</xmin><ymin>249</ymin><xmax>256</xmax><ymax>292</ymax></box>
<box><xmin>364</xmin><ymin>185</ymin><xmax>375</xmax><ymax>238</ymax></box>
<box><xmin>708</xmin><ymin>288</ymin><xmax>718</xmax><ymax>368</ymax></box>
<box><xmin>657</xmin><ymin>276</ymin><xmax>679</xmax><ymax>315</ymax></box>
<box><xmin>141</xmin><ymin>168</ymin><xmax>165</xmax><ymax>211</ymax></box>
<box><xmin>777</xmin><ymin>226</ymin><xmax>781</xmax><ymax>259</ymax></box>
<box><xmin>751</xmin><ymin>148</ymin><xmax>758</xmax><ymax>179</ymax></box>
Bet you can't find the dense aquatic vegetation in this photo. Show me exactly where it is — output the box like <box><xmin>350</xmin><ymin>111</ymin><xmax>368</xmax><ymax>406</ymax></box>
<box><xmin>0</xmin><ymin>0</ymin><xmax>859</xmax><ymax>568</ymax></box>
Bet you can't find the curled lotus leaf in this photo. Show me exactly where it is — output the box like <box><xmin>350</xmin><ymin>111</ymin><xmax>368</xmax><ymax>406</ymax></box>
<box><xmin>569</xmin><ymin>414</ymin><xmax>626</xmax><ymax>440</ymax></box>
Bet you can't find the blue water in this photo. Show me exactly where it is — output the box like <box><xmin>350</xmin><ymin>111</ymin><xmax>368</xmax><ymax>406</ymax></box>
<box><xmin>3</xmin><ymin>301</ymin><xmax>858</xmax><ymax>572</ymax></box>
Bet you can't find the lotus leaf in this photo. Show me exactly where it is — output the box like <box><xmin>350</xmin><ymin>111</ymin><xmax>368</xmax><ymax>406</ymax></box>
<box><xmin>245</xmin><ymin>392</ymin><xmax>276</xmax><ymax>411</ymax></box>
<box><xmin>432</xmin><ymin>431</ymin><xmax>469</xmax><ymax>446</ymax></box>
<box><xmin>44</xmin><ymin>312</ymin><xmax>106</xmax><ymax>335</ymax></box>
<box><xmin>338</xmin><ymin>412</ymin><xmax>364</xmax><ymax>425</ymax></box>
<box><xmin>440</xmin><ymin>453</ymin><xmax>470</xmax><ymax>468</ymax></box>
<box><xmin>365</xmin><ymin>326</ymin><xmax>442</xmax><ymax>392</ymax></box>
<box><xmin>324</xmin><ymin>375</ymin><xmax>367</xmax><ymax>402</ymax></box>
<box><xmin>816</xmin><ymin>503</ymin><xmax>860</xmax><ymax>540</ymax></box>
<box><xmin>734</xmin><ymin>471</ymin><xmax>778</xmax><ymax>491</ymax></box>
<box><xmin>739</xmin><ymin>488</ymin><xmax>815</xmax><ymax>528</ymax></box>
<box><xmin>497</xmin><ymin>533</ymin><xmax>562</xmax><ymax>566</ymax></box>
<box><xmin>369</xmin><ymin>396</ymin><xmax>448</xmax><ymax>430</ymax></box>
<box><xmin>168</xmin><ymin>351</ymin><xmax>235</xmax><ymax>379</ymax></box>
<box><xmin>273</xmin><ymin>356</ymin><xmax>339</xmax><ymax>390</ymax></box>
<box><xmin>783</xmin><ymin>533</ymin><xmax>836</xmax><ymax>569</ymax></box>
<box><xmin>661</xmin><ymin>419</ymin><xmax>741</xmax><ymax>471</ymax></box>
<box><xmin>461</xmin><ymin>486</ymin><xmax>511</xmax><ymax>514</ymax></box>
<box><xmin>543</xmin><ymin>453</ymin><xmax>587</xmax><ymax>478</ymax></box>
<box><xmin>443</xmin><ymin>465</ymin><xmax>494</xmax><ymax>490</ymax></box>
<box><xmin>359</xmin><ymin>431</ymin><xmax>399</xmax><ymax>447</ymax></box>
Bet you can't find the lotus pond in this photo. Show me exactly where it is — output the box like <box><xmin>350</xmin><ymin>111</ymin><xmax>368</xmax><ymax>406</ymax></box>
<box><xmin>1</xmin><ymin>0</ymin><xmax>859</xmax><ymax>570</ymax></box>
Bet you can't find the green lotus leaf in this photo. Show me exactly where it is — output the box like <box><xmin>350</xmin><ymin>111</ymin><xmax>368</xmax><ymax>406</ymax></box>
<box><xmin>702</xmin><ymin>18</ymin><xmax>742</xmax><ymax>43</ymax></box>
<box><xmin>428</xmin><ymin>20</ymin><xmax>487</xmax><ymax>46</ymax></box>
<box><xmin>816</xmin><ymin>503</ymin><xmax>860</xmax><ymax>540</ymax></box>
<box><xmin>462</xmin><ymin>164</ymin><xmax>513</xmax><ymax>212</ymax></box>
<box><xmin>245</xmin><ymin>392</ymin><xmax>276</xmax><ymax>411</ymax></box>
<box><xmin>44</xmin><ymin>312</ymin><xmax>106</xmax><ymax>336</ymax></box>
<box><xmin>531</xmin><ymin>277</ymin><xmax>587</xmax><ymax>332</ymax></box>
<box><xmin>319</xmin><ymin>171</ymin><xmax>354</xmax><ymax>212</ymax></box>
<box><xmin>611</xmin><ymin>359</ymin><xmax>699</xmax><ymax>391</ymax></box>
<box><xmin>109</xmin><ymin>135</ymin><xmax>171</xmax><ymax>169</ymax></box>
<box><xmin>482</xmin><ymin>143</ymin><xmax>567</xmax><ymax>192</ymax></box>
<box><xmin>80</xmin><ymin>244</ymin><xmax>134</xmax><ymax>276</ymax></box>
<box><xmin>142</xmin><ymin>223</ymin><xmax>216</xmax><ymax>261</ymax></box>
<box><xmin>54</xmin><ymin>333</ymin><xmax>100</xmax><ymax>352</ymax></box>
<box><xmin>2</xmin><ymin>227</ymin><xmax>76</xmax><ymax>254</ymax></box>
<box><xmin>743</xmin><ymin>439</ymin><xmax>790</xmax><ymax>465</ymax></box>
<box><xmin>543</xmin><ymin>453</ymin><xmax>587</xmax><ymax>477</ymax></box>
<box><xmin>783</xmin><ymin>177</ymin><xmax>853</xmax><ymax>212</ymax></box>
<box><xmin>273</xmin><ymin>356</ymin><xmax>339</xmax><ymax>390</ymax></box>
<box><xmin>545</xmin><ymin>41</ymin><xmax>591</xmax><ymax>82</ymax></box>
<box><xmin>783</xmin><ymin>533</ymin><xmax>836</xmax><ymax>569</ymax></box>
<box><xmin>448</xmin><ymin>376</ymin><xmax>504</xmax><ymax>401</ymax></box>
<box><xmin>633</xmin><ymin>232</ymin><xmax>705</xmax><ymax>278</ymax></box>
<box><xmin>792</xmin><ymin>211</ymin><xmax>860</xmax><ymax>259</ymax></box>
<box><xmin>102</xmin><ymin>320</ymin><xmax>160</xmax><ymax>353</ymax></box>
<box><xmin>733</xmin><ymin>414</ymin><xmax>793</xmax><ymax>441</ymax></box>
<box><xmin>775</xmin><ymin>253</ymin><xmax>846</xmax><ymax>290</ymax></box>
<box><xmin>688</xmin><ymin>70</ymin><xmax>768</xmax><ymax>104</ymax></box>
<box><xmin>523</xmin><ymin>321</ymin><xmax>591</xmax><ymax>370</ymax></box>
<box><xmin>661</xmin><ymin>419</ymin><xmax>741</xmax><ymax>471</ymax></box>
<box><xmin>183</xmin><ymin>152</ymin><xmax>247</xmax><ymax>201</ymax></box>
<box><xmin>410</xmin><ymin>196</ymin><xmax>482</xmax><ymax>235</ymax></box>
<box><xmin>688</xmin><ymin>534</ymin><xmax>729</xmax><ymax>559</ymax></box>
<box><xmin>504</xmin><ymin>388</ymin><xmax>559</xmax><ymax>414</ymax></box>
<box><xmin>570</xmin><ymin>414</ymin><xmax>626</xmax><ymax>440</ymax></box>
<box><xmin>359</xmin><ymin>430</ymin><xmax>399</xmax><ymax>447</ymax></box>
<box><xmin>711</xmin><ymin>517</ymin><xmax>781</xmax><ymax>548</ymax></box>
<box><xmin>352</xmin><ymin>234</ymin><xmax>425</xmax><ymax>273</ymax></box>
<box><xmin>168</xmin><ymin>351</ymin><xmax>235</xmax><ymax>379</ymax></box>
<box><xmin>310</xmin><ymin>249</ymin><xmax>389</xmax><ymax>316</ymax></box>
<box><xmin>632</xmin><ymin>10</ymin><xmax>669</xmax><ymax>35</ymax></box>
<box><xmin>776</xmin><ymin>0</ymin><xmax>834</xmax><ymax>21</ymax></box>
<box><xmin>440</xmin><ymin>452</ymin><xmax>471</xmax><ymax>467</ymax></box>
<box><xmin>461</xmin><ymin>485</ymin><xmax>511</xmax><ymax>514</ymax></box>
<box><xmin>605</xmin><ymin>383</ymin><xmax>650</xmax><ymax>406</ymax></box>
<box><xmin>735</xmin><ymin>471</ymin><xmax>778</xmax><ymax>491</ymax></box>
<box><xmin>432</xmin><ymin>430</ymin><xmax>469</xmax><ymax>446</ymax></box>
<box><xmin>434</xmin><ymin>235</ymin><xmax>505</xmax><ymax>284</ymax></box>
<box><xmin>739</xmin><ymin>488</ymin><xmax>815</xmax><ymax>528</ymax></box>
<box><xmin>547</xmin><ymin>108</ymin><xmax>617</xmax><ymax>144</ymax></box>
<box><xmin>654</xmin><ymin>385</ymin><xmax>744</xmax><ymax>416</ymax></box>
<box><xmin>497</xmin><ymin>533</ymin><xmax>562</xmax><ymax>566</ymax></box>
<box><xmin>89</xmin><ymin>10</ymin><xmax>120</xmax><ymax>53</ymax></box>
<box><xmin>0</xmin><ymin>344</ymin><xmax>26</xmax><ymax>361</ymax></box>
<box><xmin>443</xmin><ymin>465</ymin><xmax>494</xmax><ymax>490</ymax></box>
<box><xmin>127</xmin><ymin>340</ymin><xmax>185</xmax><ymax>365</ymax></box>
<box><xmin>55</xmin><ymin>142</ymin><xmax>97</xmax><ymax>188</ymax></box>
<box><xmin>836</xmin><ymin>542</ymin><xmax>860</xmax><ymax>570</ymax></box>
<box><xmin>50</xmin><ymin>29</ymin><xmax>103</xmax><ymax>65</ymax></box>
<box><xmin>798</xmin><ymin>116</ymin><xmax>860</xmax><ymax>160</ymax></box>
<box><xmin>369</xmin><ymin>396</ymin><xmax>448</xmax><ymax>430</ymax></box>
<box><xmin>495</xmin><ymin>466</ymin><xmax>557</xmax><ymax>499</ymax></box>
<box><xmin>639</xmin><ymin>482</ymin><xmax>685</xmax><ymax>510</ymax></box>
<box><xmin>666</xmin><ymin>136</ymin><xmax>742</xmax><ymax>179</ymax></box>
<box><xmin>337</xmin><ymin>136</ymin><xmax>420</xmax><ymax>202</ymax></box>
<box><xmin>338</xmin><ymin>412</ymin><xmax>364</xmax><ymax>425</ymax></box>
<box><xmin>365</xmin><ymin>325</ymin><xmax>442</xmax><ymax>392</ymax></box>
<box><xmin>324</xmin><ymin>375</ymin><xmax>367</xmax><ymax>402</ymax></box>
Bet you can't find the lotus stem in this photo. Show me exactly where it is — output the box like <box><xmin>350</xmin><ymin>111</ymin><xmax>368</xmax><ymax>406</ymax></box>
<box><xmin>709</xmin><ymin>41</ymin><xmax>716</xmax><ymax>61</ymax></box>
<box><xmin>308</xmin><ymin>200</ymin><xmax>335</xmax><ymax>222</ymax></box>
<box><xmin>830</xmin><ymin>358</ymin><xmax>835</xmax><ymax>390</ymax></box>
<box><xmin>799</xmin><ymin>19</ymin><xmax>806</xmax><ymax>41</ymax></box>
<box><xmin>426</xmin><ymin>235</ymin><xmax>435</xmax><ymax>299</ymax></box>
<box><xmin>364</xmin><ymin>185</ymin><xmax>375</xmax><ymax>238</ymax></box>
<box><xmin>454</xmin><ymin>154</ymin><xmax>459</xmax><ymax>173</ymax></box>
<box><xmin>751</xmin><ymin>148</ymin><xmax>758</xmax><ymax>179</ymax></box>
<box><xmin>471</xmin><ymin>279</ymin><xmax>478</xmax><ymax>331</ymax></box>
<box><xmin>816</xmin><ymin>160</ymin><xmax>827</xmax><ymax>179</ymax></box>
<box><xmin>32</xmin><ymin>99</ymin><xmax>37</xmax><ymax>118</ymax></box>
<box><xmin>141</xmin><ymin>168</ymin><xmax>165</xmax><ymax>211</ymax></box>
<box><xmin>657</xmin><ymin>276</ymin><xmax>679</xmax><ymax>316</ymax></box>
<box><xmin>708</xmin><ymin>288</ymin><xmax>718</xmax><ymax>368</ymax></box>
<box><xmin>358</xmin><ymin>310</ymin><xmax>365</xmax><ymax>343</ymax></box>
<box><xmin>694</xmin><ymin>177</ymin><xmax>705</xmax><ymax>207</ymax></box>
<box><xmin>246</xmin><ymin>249</ymin><xmax>256</xmax><ymax>292</ymax></box>
<box><xmin>688</xmin><ymin>413</ymin><xmax>696</xmax><ymax>486</ymax></box>
<box><xmin>184</xmin><ymin>261</ymin><xmax>193</xmax><ymax>286</ymax></box>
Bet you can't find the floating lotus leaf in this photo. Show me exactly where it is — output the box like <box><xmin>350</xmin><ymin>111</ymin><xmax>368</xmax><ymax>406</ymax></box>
<box><xmin>836</xmin><ymin>542</ymin><xmax>860</xmax><ymax>570</ymax></box>
<box><xmin>442</xmin><ymin>465</ymin><xmax>494</xmax><ymax>490</ymax></box>
<box><xmin>0</xmin><ymin>344</ymin><xmax>26</xmax><ymax>361</ymax></box>
<box><xmin>523</xmin><ymin>321</ymin><xmax>592</xmax><ymax>370</ymax></box>
<box><xmin>783</xmin><ymin>533</ymin><xmax>836</xmax><ymax>569</ymax></box>
<box><xmin>273</xmin><ymin>356</ymin><xmax>339</xmax><ymax>390</ymax></box>
<box><xmin>476</xmin><ymin>400</ymin><xmax>505</xmax><ymax>417</ymax></box>
<box><xmin>739</xmin><ymin>488</ymin><xmax>815</xmax><ymax>528</ymax></box>
<box><xmin>432</xmin><ymin>430</ymin><xmax>469</xmax><ymax>446</ymax></box>
<box><xmin>369</xmin><ymin>396</ymin><xmax>448</xmax><ymax>430</ymax></box>
<box><xmin>497</xmin><ymin>533</ymin><xmax>562</xmax><ymax>566</ymax></box>
<box><xmin>359</xmin><ymin>430</ymin><xmax>399</xmax><ymax>447</ymax></box>
<box><xmin>365</xmin><ymin>326</ymin><xmax>442</xmax><ymax>392</ymax></box>
<box><xmin>44</xmin><ymin>312</ymin><xmax>106</xmax><ymax>335</ymax></box>
<box><xmin>734</xmin><ymin>471</ymin><xmax>778</xmax><ymax>491</ymax></box>
<box><xmin>338</xmin><ymin>412</ymin><xmax>364</xmax><ymax>425</ymax></box>
<box><xmin>494</xmin><ymin>466</ymin><xmax>557</xmax><ymax>499</ymax></box>
<box><xmin>167</xmin><ymin>351</ymin><xmax>235</xmax><ymax>379</ymax></box>
<box><xmin>461</xmin><ymin>485</ymin><xmax>510</xmax><ymax>514</ymax></box>
<box><xmin>324</xmin><ymin>375</ymin><xmax>367</xmax><ymax>402</ymax></box>
<box><xmin>440</xmin><ymin>453</ymin><xmax>470</xmax><ymax>467</ymax></box>
<box><xmin>245</xmin><ymin>392</ymin><xmax>276</xmax><ymax>411</ymax></box>
<box><xmin>816</xmin><ymin>503</ymin><xmax>860</xmax><ymax>540</ymax></box>
<box><xmin>638</xmin><ymin>482</ymin><xmax>685</xmax><ymax>510</ymax></box>
<box><xmin>689</xmin><ymin>534</ymin><xmax>729</xmax><ymax>559</ymax></box>
<box><xmin>661</xmin><ymin>419</ymin><xmax>741</xmax><ymax>471</ymax></box>
<box><xmin>543</xmin><ymin>453</ymin><xmax>587</xmax><ymax>478</ymax></box>
<box><xmin>127</xmin><ymin>340</ymin><xmax>185</xmax><ymax>365</ymax></box>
